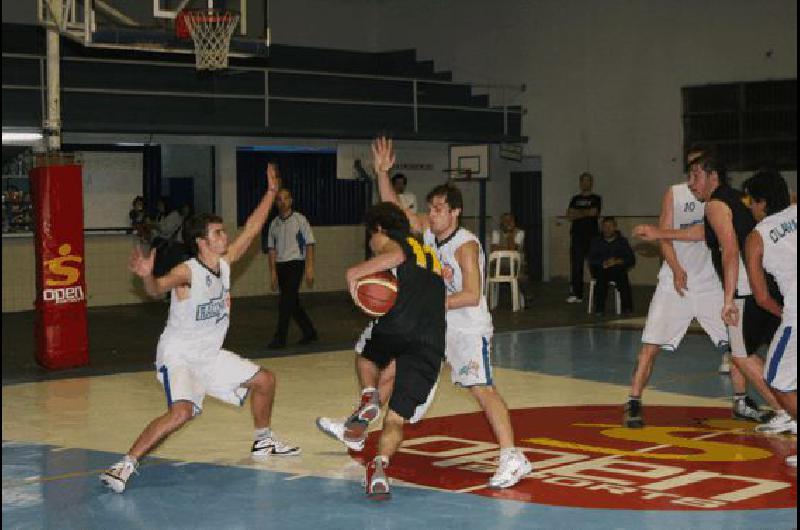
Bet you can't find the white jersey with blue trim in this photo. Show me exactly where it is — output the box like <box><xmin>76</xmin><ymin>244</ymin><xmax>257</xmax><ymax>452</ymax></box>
<box><xmin>755</xmin><ymin>204</ymin><xmax>797</xmax><ymax>320</ymax></box>
<box><xmin>423</xmin><ymin>227</ymin><xmax>493</xmax><ymax>334</ymax></box>
<box><xmin>159</xmin><ymin>257</ymin><xmax>231</xmax><ymax>356</ymax></box>
<box><xmin>657</xmin><ymin>183</ymin><xmax>719</xmax><ymax>289</ymax></box>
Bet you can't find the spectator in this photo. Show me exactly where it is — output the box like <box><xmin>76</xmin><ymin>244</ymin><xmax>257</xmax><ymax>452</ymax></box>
<box><xmin>392</xmin><ymin>173</ymin><xmax>417</xmax><ymax>213</ymax></box>
<box><xmin>491</xmin><ymin>212</ymin><xmax>525</xmax><ymax>252</ymax></box>
<box><xmin>566</xmin><ymin>172</ymin><xmax>602</xmax><ymax>303</ymax></box>
<box><xmin>267</xmin><ymin>189</ymin><xmax>318</xmax><ymax>348</ymax></box>
<box><xmin>129</xmin><ymin>196</ymin><xmax>147</xmax><ymax>238</ymax></box>
<box><xmin>588</xmin><ymin>216</ymin><xmax>635</xmax><ymax>315</ymax></box>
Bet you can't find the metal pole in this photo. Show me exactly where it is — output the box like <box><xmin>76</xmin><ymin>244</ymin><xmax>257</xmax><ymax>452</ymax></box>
<box><xmin>45</xmin><ymin>11</ymin><xmax>62</xmax><ymax>153</ymax></box>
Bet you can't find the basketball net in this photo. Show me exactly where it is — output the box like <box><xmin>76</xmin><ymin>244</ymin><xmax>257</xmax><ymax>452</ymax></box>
<box><xmin>183</xmin><ymin>9</ymin><xmax>240</xmax><ymax>70</ymax></box>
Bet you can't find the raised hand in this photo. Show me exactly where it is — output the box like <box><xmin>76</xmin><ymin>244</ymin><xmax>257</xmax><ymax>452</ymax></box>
<box><xmin>266</xmin><ymin>163</ymin><xmax>280</xmax><ymax>192</ymax></box>
<box><xmin>371</xmin><ymin>136</ymin><xmax>396</xmax><ymax>175</ymax></box>
<box><xmin>129</xmin><ymin>244</ymin><xmax>155</xmax><ymax>278</ymax></box>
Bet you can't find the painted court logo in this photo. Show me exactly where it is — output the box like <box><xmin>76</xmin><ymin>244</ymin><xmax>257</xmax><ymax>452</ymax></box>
<box><xmin>354</xmin><ymin>405</ymin><xmax>796</xmax><ymax>510</ymax></box>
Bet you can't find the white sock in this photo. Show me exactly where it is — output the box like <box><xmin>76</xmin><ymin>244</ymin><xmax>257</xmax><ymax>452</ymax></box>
<box><xmin>124</xmin><ymin>454</ymin><xmax>138</xmax><ymax>467</ymax></box>
<box><xmin>500</xmin><ymin>447</ymin><xmax>518</xmax><ymax>458</ymax></box>
<box><xmin>362</xmin><ymin>387</ymin><xmax>377</xmax><ymax>396</ymax></box>
<box><xmin>254</xmin><ymin>427</ymin><xmax>272</xmax><ymax>440</ymax></box>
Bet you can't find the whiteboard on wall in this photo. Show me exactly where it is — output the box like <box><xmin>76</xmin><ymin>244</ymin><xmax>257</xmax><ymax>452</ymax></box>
<box><xmin>77</xmin><ymin>151</ymin><xmax>142</xmax><ymax>229</ymax></box>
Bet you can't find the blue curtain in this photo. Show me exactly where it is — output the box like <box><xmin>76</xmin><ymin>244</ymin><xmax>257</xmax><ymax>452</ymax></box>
<box><xmin>236</xmin><ymin>150</ymin><xmax>371</xmax><ymax>252</ymax></box>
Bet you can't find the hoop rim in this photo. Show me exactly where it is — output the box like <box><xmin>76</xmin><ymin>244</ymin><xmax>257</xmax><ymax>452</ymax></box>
<box><xmin>441</xmin><ymin>168</ymin><xmax>476</xmax><ymax>180</ymax></box>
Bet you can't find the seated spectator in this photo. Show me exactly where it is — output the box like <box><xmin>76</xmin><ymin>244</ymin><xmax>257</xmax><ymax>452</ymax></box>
<box><xmin>588</xmin><ymin>216</ymin><xmax>635</xmax><ymax>314</ymax></box>
<box><xmin>392</xmin><ymin>173</ymin><xmax>417</xmax><ymax>213</ymax></box>
<box><xmin>129</xmin><ymin>196</ymin><xmax>147</xmax><ymax>238</ymax></box>
<box><xmin>491</xmin><ymin>212</ymin><xmax>525</xmax><ymax>252</ymax></box>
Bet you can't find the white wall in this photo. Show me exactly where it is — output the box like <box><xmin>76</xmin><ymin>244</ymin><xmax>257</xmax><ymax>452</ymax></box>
<box><xmin>372</xmin><ymin>0</ymin><xmax>798</xmax><ymax>277</ymax></box>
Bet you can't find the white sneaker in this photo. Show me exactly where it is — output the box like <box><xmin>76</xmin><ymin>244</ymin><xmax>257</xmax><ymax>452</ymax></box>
<box><xmin>718</xmin><ymin>352</ymin><xmax>731</xmax><ymax>374</ymax></box>
<box><xmin>488</xmin><ymin>451</ymin><xmax>532</xmax><ymax>489</ymax></box>
<box><xmin>251</xmin><ymin>435</ymin><xmax>301</xmax><ymax>458</ymax></box>
<box><xmin>315</xmin><ymin>417</ymin><xmax>365</xmax><ymax>452</ymax></box>
<box><xmin>566</xmin><ymin>296</ymin><xmax>583</xmax><ymax>304</ymax></box>
<box><xmin>786</xmin><ymin>455</ymin><xmax>797</xmax><ymax>467</ymax></box>
<box><xmin>755</xmin><ymin>413</ymin><xmax>797</xmax><ymax>434</ymax></box>
<box><xmin>99</xmin><ymin>457</ymin><xmax>138</xmax><ymax>494</ymax></box>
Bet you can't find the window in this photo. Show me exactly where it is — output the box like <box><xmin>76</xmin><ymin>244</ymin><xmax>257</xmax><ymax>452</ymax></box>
<box><xmin>683</xmin><ymin>80</ymin><xmax>796</xmax><ymax>171</ymax></box>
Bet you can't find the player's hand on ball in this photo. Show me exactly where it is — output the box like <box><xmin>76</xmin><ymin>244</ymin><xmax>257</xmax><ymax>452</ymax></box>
<box><xmin>129</xmin><ymin>245</ymin><xmax>155</xmax><ymax>278</ymax></box>
<box><xmin>371</xmin><ymin>136</ymin><xmax>395</xmax><ymax>175</ymax></box>
<box><xmin>346</xmin><ymin>268</ymin><xmax>360</xmax><ymax>303</ymax></box>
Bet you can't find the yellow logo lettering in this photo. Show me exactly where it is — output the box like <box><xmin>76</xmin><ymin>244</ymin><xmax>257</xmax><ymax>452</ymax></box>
<box><xmin>44</xmin><ymin>243</ymin><xmax>82</xmax><ymax>286</ymax></box>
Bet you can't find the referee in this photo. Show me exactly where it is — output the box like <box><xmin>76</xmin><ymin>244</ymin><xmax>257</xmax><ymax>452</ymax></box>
<box><xmin>267</xmin><ymin>189</ymin><xmax>318</xmax><ymax>348</ymax></box>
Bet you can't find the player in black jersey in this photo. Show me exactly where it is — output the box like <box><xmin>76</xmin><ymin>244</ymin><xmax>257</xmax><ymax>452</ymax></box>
<box><xmin>321</xmin><ymin>200</ymin><xmax>446</xmax><ymax>499</ymax></box>
<box><xmin>635</xmin><ymin>154</ymin><xmax>787</xmax><ymax>424</ymax></box>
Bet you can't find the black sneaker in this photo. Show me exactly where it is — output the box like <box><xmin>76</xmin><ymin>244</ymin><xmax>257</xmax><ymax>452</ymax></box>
<box><xmin>624</xmin><ymin>400</ymin><xmax>644</xmax><ymax>428</ymax></box>
<box><xmin>298</xmin><ymin>333</ymin><xmax>319</xmax><ymax>345</ymax></box>
<box><xmin>268</xmin><ymin>338</ymin><xmax>286</xmax><ymax>349</ymax></box>
<box><xmin>733</xmin><ymin>396</ymin><xmax>774</xmax><ymax>423</ymax></box>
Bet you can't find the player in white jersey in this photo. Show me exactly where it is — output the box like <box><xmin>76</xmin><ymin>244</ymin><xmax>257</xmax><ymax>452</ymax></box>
<box><xmin>624</xmin><ymin>148</ymin><xmax>743</xmax><ymax>427</ymax></box>
<box><xmin>316</xmin><ymin>138</ymin><xmax>531</xmax><ymax>489</ymax></box>
<box><xmin>743</xmin><ymin>171</ymin><xmax>797</xmax><ymax>462</ymax></box>
<box><xmin>377</xmin><ymin>137</ymin><xmax>531</xmax><ymax>487</ymax></box>
<box><xmin>101</xmin><ymin>165</ymin><xmax>299</xmax><ymax>494</ymax></box>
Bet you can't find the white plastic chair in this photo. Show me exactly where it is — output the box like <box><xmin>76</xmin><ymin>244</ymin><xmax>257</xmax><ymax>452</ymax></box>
<box><xmin>587</xmin><ymin>279</ymin><xmax>621</xmax><ymax>315</ymax></box>
<box><xmin>487</xmin><ymin>250</ymin><xmax>524</xmax><ymax>312</ymax></box>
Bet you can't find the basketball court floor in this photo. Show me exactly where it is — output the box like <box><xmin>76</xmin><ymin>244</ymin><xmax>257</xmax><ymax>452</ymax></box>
<box><xmin>3</xmin><ymin>324</ymin><xmax>797</xmax><ymax>529</ymax></box>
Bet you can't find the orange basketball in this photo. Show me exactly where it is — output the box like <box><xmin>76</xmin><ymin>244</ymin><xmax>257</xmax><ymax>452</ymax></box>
<box><xmin>354</xmin><ymin>271</ymin><xmax>398</xmax><ymax>317</ymax></box>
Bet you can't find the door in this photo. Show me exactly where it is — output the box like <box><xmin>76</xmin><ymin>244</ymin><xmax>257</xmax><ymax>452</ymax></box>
<box><xmin>510</xmin><ymin>171</ymin><xmax>542</xmax><ymax>281</ymax></box>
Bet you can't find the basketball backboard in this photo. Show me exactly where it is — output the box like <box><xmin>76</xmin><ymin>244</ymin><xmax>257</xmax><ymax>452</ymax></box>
<box><xmin>448</xmin><ymin>144</ymin><xmax>489</xmax><ymax>179</ymax></box>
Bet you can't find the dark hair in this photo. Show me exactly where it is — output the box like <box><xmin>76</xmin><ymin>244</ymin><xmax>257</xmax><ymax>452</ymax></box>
<box><xmin>365</xmin><ymin>201</ymin><xmax>411</xmax><ymax>241</ymax></box>
<box><xmin>602</xmin><ymin>216</ymin><xmax>616</xmax><ymax>224</ymax></box>
<box><xmin>742</xmin><ymin>170</ymin><xmax>790</xmax><ymax>216</ymax></box>
<box><xmin>183</xmin><ymin>213</ymin><xmax>223</xmax><ymax>256</ymax></box>
<box><xmin>391</xmin><ymin>173</ymin><xmax>407</xmax><ymax>185</ymax></box>
<box><xmin>426</xmin><ymin>183</ymin><xmax>463</xmax><ymax>212</ymax></box>
<box><xmin>579</xmin><ymin>172</ymin><xmax>593</xmax><ymax>182</ymax></box>
<box><xmin>691</xmin><ymin>153</ymin><xmax>728</xmax><ymax>186</ymax></box>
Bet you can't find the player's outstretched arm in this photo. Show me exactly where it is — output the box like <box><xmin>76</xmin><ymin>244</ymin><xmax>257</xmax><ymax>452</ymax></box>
<box><xmin>345</xmin><ymin>238</ymin><xmax>405</xmax><ymax>302</ymax></box>
<box><xmin>745</xmin><ymin>231</ymin><xmax>783</xmax><ymax>318</ymax></box>
<box><xmin>372</xmin><ymin>136</ymin><xmax>429</xmax><ymax>234</ymax></box>
<box><xmin>633</xmin><ymin>222</ymin><xmax>703</xmax><ymax>242</ymax></box>
<box><xmin>225</xmin><ymin>164</ymin><xmax>280</xmax><ymax>264</ymax></box>
<box><xmin>446</xmin><ymin>241</ymin><xmax>481</xmax><ymax>309</ymax></box>
<box><xmin>129</xmin><ymin>245</ymin><xmax>191</xmax><ymax>297</ymax></box>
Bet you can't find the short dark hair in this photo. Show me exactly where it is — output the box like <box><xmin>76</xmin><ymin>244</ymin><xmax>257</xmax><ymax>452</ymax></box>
<box><xmin>743</xmin><ymin>170</ymin><xmax>790</xmax><ymax>216</ymax></box>
<box><xmin>579</xmin><ymin>172</ymin><xmax>593</xmax><ymax>181</ymax></box>
<box><xmin>602</xmin><ymin>216</ymin><xmax>616</xmax><ymax>224</ymax></box>
<box><xmin>365</xmin><ymin>201</ymin><xmax>410</xmax><ymax>241</ymax></box>
<box><xmin>183</xmin><ymin>213</ymin><xmax>223</xmax><ymax>256</ymax></box>
<box><xmin>391</xmin><ymin>173</ymin><xmax>407</xmax><ymax>185</ymax></box>
<box><xmin>691</xmin><ymin>153</ymin><xmax>728</xmax><ymax>186</ymax></box>
<box><xmin>426</xmin><ymin>183</ymin><xmax>463</xmax><ymax>212</ymax></box>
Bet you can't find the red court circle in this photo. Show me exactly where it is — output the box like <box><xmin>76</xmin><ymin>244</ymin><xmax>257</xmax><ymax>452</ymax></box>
<box><xmin>352</xmin><ymin>405</ymin><xmax>797</xmax><ymax>510</ymax></box>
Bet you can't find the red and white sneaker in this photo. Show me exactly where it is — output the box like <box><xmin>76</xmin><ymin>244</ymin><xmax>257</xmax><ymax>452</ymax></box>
<box><xmin>316</xmin><ymin>417</ymin><xmax>366</xmax><ymax>451</ymax></box>
<box><xmin>347</xmin><ymin>389</ymin><xmax>381</xmax><ymax>424</ymax></box>
<box><xmin>365</xmin><ymin>457</ymin><xmax>390</xmax><ymax>500</ymax></box>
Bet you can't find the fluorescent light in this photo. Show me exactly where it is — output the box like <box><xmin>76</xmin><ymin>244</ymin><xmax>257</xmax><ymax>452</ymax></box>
<box><xmin>3</xmin><ymin>131</ymin><xmax>44</xmax><ymax>144</ymax></box>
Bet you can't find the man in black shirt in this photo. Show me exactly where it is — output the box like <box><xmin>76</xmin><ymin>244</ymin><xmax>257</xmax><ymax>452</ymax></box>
<box><xmin>320</xmin><ymin>201</ymin><xmax>446</xmax><ymax>500</ymax></box>
<box><xmin>588</xmin><ymin>217</ymin><xmax>636</xmax><ymax>314</ymax></box>
<box><xmin>634</xmin><ymin>154</ymin><xmax>786</xmax><ymax>424</ymax></box>
<box><xmin>566</xmin><ymin>172</ymin><xmax>602</xmax><ymax>303</ymax></box>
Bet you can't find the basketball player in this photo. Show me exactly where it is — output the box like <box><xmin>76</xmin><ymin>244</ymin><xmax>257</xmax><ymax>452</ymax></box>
<box><xmin>342</xmin><ymin>200</ymin><xmax>446</xmax><ymax>498</ymax></box>
<box><xmin>100</xmin><ymin>165</ymin><xmax>300</xmax><ymax>494</ymax></box>
<box><xmin>624</xmin><ymin>147</ymin><xmax>736</xmax><ymax>427</ymax></box>
<box><xmin>319</xmin><ymin>137</ymin><xmax>531</xmax><ymax>489</ymax></box>
<box><xmin>743</xmin><ymin>171</ymin><xmax>797</xmax><ymax>465</ymax></box>
<box><xmin>635</xmin><ymin>154</ymin><xmax>791</xmax><ymax>431</ymax></box>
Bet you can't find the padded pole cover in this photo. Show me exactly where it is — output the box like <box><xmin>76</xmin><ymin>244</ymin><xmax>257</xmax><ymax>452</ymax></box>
<box><xmin>31</xmin><ymin>164</ymin><xmax>89</xmax><ymax>370</ymax></box>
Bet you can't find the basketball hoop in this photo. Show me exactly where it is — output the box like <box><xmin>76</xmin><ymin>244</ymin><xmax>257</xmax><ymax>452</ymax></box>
<box><xmin>442</xmin><ymin>168</ymin><xmax>475</xmax><ymax>181</ymax></box>
<box><xmin>178</xmin><ymin>9</ymin><xmax>239</xmax><ymax>70</ymax></box>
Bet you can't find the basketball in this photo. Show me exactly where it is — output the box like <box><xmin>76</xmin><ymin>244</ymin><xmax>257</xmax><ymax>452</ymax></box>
<box><xmin>354</xmin><ymin>271</ymin><xmax>398</xmax><ymax>317</ymax></box>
